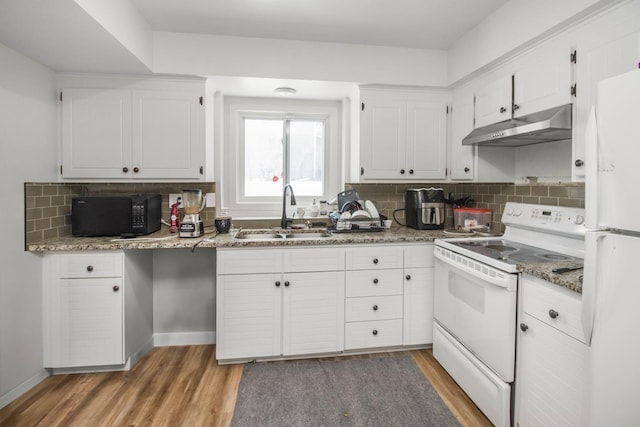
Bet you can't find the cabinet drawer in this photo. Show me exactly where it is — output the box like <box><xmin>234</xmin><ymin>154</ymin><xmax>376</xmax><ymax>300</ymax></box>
<box><xmin>283</xmin><ymin>247</ymin><xmax>345</xmax><ymax>272</ymax></box>
<box><xmin>346</xmin><ymin>295</ymin><xmax>403</xmax><ymax>322</ymax></box>
<box><xmin>345</xmin><ymin>319</ymin><xmax>403</xmax><ymax>349</ymax></box>
<box><xmin>217</xmin><ymin>248</ymin><xmax>283</xmax><ymax>274</ymax></box>
<box><xmin>346</xmin><ymin>246</ymin><xmax>403</xmax><ymax>270</ymax></box>
<box><xmin>346</xmin><ymin>269</ymin><xmax>403</xmax><ymax>297</ymax></box>
<box><xmin>58</xmin><ymin>253</ymin><xmax>123</xmax><ymax>278</ymax></box>
<box><xmin>522</xmin><ymin>274</ymin><xmax>585</xmax><ymax>342</ymax></box>
<box><xmin>404</xmin><ymin>244</ymin><xmax>434</xmax><ymax>268</ymax></box>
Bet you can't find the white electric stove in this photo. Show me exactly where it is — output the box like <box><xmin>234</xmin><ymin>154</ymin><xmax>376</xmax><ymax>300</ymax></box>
<box><xmin>432</xmin><ymin>202</ymin><xmax>585</xmax><ymax>427</ymax></box>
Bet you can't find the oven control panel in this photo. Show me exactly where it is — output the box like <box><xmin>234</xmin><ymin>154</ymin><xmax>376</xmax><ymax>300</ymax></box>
<box><xmin>502</xmin><ymin>202</ymin><xmax>585</xmax><ymax>237</ymax></box>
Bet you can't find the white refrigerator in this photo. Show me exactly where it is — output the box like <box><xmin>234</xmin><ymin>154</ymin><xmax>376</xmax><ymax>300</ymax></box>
<box><xmin>583</xmin><ymin>68</ymin><xmax>640</xmax><ymax>426</ymax></box>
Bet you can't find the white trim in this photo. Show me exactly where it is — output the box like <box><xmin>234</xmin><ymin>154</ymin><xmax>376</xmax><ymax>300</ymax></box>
<box><xmin>0</xmin><ymin>370</ymin><xmax>49</xmax><ymax>410</ymax></box>
<box><xmin>221</xmin><ymin>96</ymin><xmax>342</xmax><ymax>219</ymax></box>
<box><xmin>153</xmin><ymin>331</ymin><xmax>216</xmax><ymax>347</ymax></box>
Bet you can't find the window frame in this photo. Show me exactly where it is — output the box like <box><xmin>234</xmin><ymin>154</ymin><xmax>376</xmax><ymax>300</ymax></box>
<box><xmin>222</xmin><ymin>97</ymin><xmax>342</xmax><ymax>219</ymax></box>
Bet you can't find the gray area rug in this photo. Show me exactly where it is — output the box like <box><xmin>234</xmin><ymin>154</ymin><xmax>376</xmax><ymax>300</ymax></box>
<box><xmin>231</xmin><ymin>355</ymin><xmax>459</xmax><ymax>427</ymax></box>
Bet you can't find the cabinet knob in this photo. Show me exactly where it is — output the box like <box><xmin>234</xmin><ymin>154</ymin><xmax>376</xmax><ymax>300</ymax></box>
<box><xmin>122</xmin><ymin>167</ymin><xmax>129</xmax><ymax>173</ymax></box>
<box><xmin>405</xmin><ymin>274</ymin><xmax>411</xmax><ymax>280</ymax></box>
<box><xmin>400</xmin><ymin>169</ymin><xmax>405</xmax><ymax>175</ymax></box>
<box><xmin>133</xmin><ymin>167</ymin><xmax>140</xmax><ymax>173</ymax></box>
<box><xmin>372</xmin><ymin>329</ymin><xmax>378</xmax><ymax>336</ymax></box>
<box><xmin>409</xmin><ymin>169</ymin><xmax>414</xmax><ymax>174</ymax></box>
<box><xmin>372</xmin><ymin>305</ymin><xmax>378</xmax><ymax>311</ymax></box>
<box><xmin>513</xmin><ymin>104</ymin><xmax>520</xmax><ymax>112</ymax></box>
<box><xmin>86</xmin><ymin>265</ymin><xmax>93</xmax><ymax>272</ymax></box>
<box><xmin>499</xmin><ymin>106</ymin><xmax>507</xmax><ymax>113</ymax></box>
<box><xmin>373</xmin><ymin>258</ymin><xmax>379</xmax><ymax>264</ymax></box>
<box><xmin>520</xmin><ymin>323</ymin><xmax>528</xmax><ymax>332</ymax></box>
<box><xmin>575</xmin><ymin>159</ymin><xmax>584</xmax><ymax>167</ymax></box>
<box><xmin>284</xmin><ymin>281</ymin><xmax>290</xmax><ymax>287</ymax></box>
<box><xmin>373</xmin><ymin>278</ymin><xmax>379</xmax><ymax>284</ymax></box>
<box><xmin>464</xmin><ymin>167</ymin><xmax>470</xmax><ymax>173</ymax></box>
<box><xmin>113</xmin><ymin>285</ymin><xmax>120</xmax><ymax>292</ymax></box>
<box><xmin>548</xmin><ymin>309</ymin><xmax>559</xmax><ymax>319</ymax></box>
<box><xmin>275</xmin><ymin>281</ymin><xmax>281</xmax><ymax>287</ymax></box>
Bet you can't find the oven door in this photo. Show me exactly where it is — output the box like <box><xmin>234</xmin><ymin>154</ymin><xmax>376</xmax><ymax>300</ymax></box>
<box><xmin>433</xmin><ymin>246</ymin><xmax>518</xmax><ymax>381</ymax></box>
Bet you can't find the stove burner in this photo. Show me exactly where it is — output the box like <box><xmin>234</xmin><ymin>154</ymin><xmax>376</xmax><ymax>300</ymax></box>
<box><xmin>460</xmin><ymin>241</ymin><xmax>486</xmax><ymax>246</ymax></box>
<box><xmin>486</xmin><ymin>244</ymin><xmax>517</xmax><ymax>252</ymax></box>
<box><xmin>536</xmin><ymin>253</ymin><xmax>572</xmax><ymax>261</ymax></box>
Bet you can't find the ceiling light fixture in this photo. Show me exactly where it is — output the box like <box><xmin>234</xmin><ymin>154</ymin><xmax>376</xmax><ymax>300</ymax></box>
<box><xmin>274</xmin><ymin>87</ymin><xmax>297</xmax><ymax>96</ymax></box>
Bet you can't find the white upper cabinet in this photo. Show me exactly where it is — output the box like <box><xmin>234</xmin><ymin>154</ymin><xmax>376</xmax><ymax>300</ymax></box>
<box><xmin>474</xmin><ymin>45</ymin><xmax>573</xmax><ymax>130</ymax></box>
<box><xmin>131</xmin><ymin>89</ymin><xmax>204</xmax><ymax>179</ymax></box>
<box><xmin>62</xmin><ymin>89</ymin><xmax>132</xmax><ymax>179</ymax></box>
<box><xmin>360</xmin><ymin>87</ymin><xmax>448</xmax><ymax>181</ymax></box>
<box><xmin>512</xmin><ymin>43</ymin><xmax>573</xmax><ymax>118</ymax></box>
<box><xmin>474</xmin><ymin>74</ymin><xmax>512</xmax><ymax>128</ymax></box>
<box><xmin>449</xmin><ymin>87</ymin><xmax>475</xmax><ymax>180</ymax></box>
<box><xmin>60</xmin><ymin>75</ymin><xmax>206</xmax><ymax>181</ymax></box>
<box><xmin>573</xmin><ymin>28</ymin><xmax>640</xmax><ymax>180</ymax></box>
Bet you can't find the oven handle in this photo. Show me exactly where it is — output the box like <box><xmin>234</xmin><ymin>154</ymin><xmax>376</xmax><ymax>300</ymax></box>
<box><xmin>434</xmin><ymin>248</ymin><xmax>517</xmax><ymax>291</ymax></box>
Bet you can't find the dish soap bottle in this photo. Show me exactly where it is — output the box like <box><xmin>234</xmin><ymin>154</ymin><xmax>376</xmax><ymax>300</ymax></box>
<box><xmin>309</xmin><ymin>199</ymin><xmax>320</xmax><ymax>217</ymax></box>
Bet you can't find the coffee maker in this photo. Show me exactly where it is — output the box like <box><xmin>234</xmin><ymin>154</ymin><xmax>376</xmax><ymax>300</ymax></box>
<box><xmin>405</xmin><ymin>188</ymin><xmax>446</xmax><ymax>230</ymax></box>
<box><xmin>179</xmin><ymin>189</ymin><xmax>206</xmax><ymax>237</ymax></box>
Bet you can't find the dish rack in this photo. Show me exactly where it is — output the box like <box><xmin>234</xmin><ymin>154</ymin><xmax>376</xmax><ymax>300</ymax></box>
<box><xmin>330</xmin><ymin>216</ymin><xmax>383</xmax><ymax>232</ymax></box>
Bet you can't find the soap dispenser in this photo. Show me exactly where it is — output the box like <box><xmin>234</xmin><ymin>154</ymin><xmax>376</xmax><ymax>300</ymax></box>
<box><xmin>309</xmin><ymin>199</ymin><xmax>320</xmax><ymax>217</ymax></box>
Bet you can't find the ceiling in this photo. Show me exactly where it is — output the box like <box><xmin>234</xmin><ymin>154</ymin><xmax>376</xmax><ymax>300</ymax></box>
<box><xmin>131</xmin><ymin>0</ymin><xmax>509</xmax><ymax>50</ymax></box>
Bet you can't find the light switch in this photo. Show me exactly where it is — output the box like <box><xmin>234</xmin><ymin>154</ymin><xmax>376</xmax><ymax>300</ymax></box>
<box><xmin>205</xmin><ymin>193</ymin><xmax>216</xmax><ymax>207</ymax></box>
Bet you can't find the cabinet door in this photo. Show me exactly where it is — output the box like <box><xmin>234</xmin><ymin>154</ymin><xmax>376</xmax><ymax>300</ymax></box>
<box><xmin>517</xmin><ymin>314</ymin><xmax>588</xmax><ymax>427</ymax></box>
<box><xmin>360</xmin><ymin>91</ymin><xmax>407</xmax><ymax>179</ymax></box>
<box><xmin>403</xmin><ymin>267</ymin><xmax>434</xmax><ymax>345</ymax></box>
<box><xmin>449</xmin><ymin>90</ymin><xmax>475</xmax><ymax>180</ymax></box>
<box><xmin>406</xmin><ymin>100</ymin><xmax>447</xmax><ymax>179</ymax></box>
<box><xmin>61</xmin><ymin>88</ymin><xmax>131</xmax><ymax>179</ymax></box>
<box><xmin>474</xmin><ymin>74</ymin><xmax>512</xmax><ymax>128</ymax></box>
<box><xmin>132</xmin><ymin>90</ymin><xmax>205</xmax><ymax>179</ymax></box>
<box><xmin>57</xmin><ymin>278</ymin><xmax>124</xmax><ymax>367</ymax></box>
<box><xmin>513</xmin><ymin>44</ymin><xmax>573</xmax><ymax>118</ymax></box>
<box><xmin>216</xmin><ymin>274</ymin><xmax>282</xmax><ymax>360</ymax></box>
<box><xmin>574</xmin><ymin>31</ymin><xmax>640</xmax><ymax>179</ymax></box>
<box><xmin>282</xmin><ymin>271</ymin><xmax>345</xmax><ymax>356</ymax></box>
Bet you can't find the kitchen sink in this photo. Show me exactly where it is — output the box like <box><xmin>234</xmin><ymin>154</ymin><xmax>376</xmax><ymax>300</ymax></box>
<box><xmin>234</xmin><ymin>229</ymin><xmax>333</xmax><ymax>241</ymax></box>
<box><xmin>282</xmin><ymin>232</ymin><xmax>332</xmax><ymax>239</ymax></box>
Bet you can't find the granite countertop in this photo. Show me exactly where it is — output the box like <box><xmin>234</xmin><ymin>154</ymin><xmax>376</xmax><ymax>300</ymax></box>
<box><xmin>29</xmin><ymin>226</ymin><xmax>582</xmax><ymax>293</ymax></box>
<box><xmin>27</xmin><ymin>226</ymin><xmax>449</xmax><ymax>252</ymax></box>
<box><xmin>520</xmin><ymin>262</ymin><xmax>584</xmax><ymax>293</ymax></box>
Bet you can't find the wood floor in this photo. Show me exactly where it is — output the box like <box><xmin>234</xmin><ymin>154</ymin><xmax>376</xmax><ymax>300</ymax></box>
<box><xmin>0</xmin><ymin>346</ymin><xmax>491</xmax><ymax>427</ymax></box>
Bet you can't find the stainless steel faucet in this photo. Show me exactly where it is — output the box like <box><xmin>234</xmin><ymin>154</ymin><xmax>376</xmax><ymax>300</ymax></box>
<box><xmin>281</xmin><ymin>184</ymin><xmax>297</xmax><ymax>229</ymax></box>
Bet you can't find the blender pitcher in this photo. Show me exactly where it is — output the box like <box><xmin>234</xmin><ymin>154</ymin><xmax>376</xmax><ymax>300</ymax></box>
<box><xmin>179</xmin><ymin>189</ymin><xmax>206</xmax><ymax>237</ymax></box>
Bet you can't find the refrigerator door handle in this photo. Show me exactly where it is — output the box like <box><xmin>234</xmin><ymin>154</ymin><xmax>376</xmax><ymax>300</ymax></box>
<box><xmin>582</xmin><ymin>231</ymin><xmax>606</xmax><ymax>345</ymax></box>
<box><xmin>584</xmin><ymin>107</ymin><xmax>599</xmax><ymax>230</ymax></box>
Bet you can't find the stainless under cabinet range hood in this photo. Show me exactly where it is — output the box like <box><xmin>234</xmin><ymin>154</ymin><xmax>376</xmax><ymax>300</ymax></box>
<box><xmin>462</xmin><ymin>103</ymin><xmax>572</xmax><ymax>147</ymax></box>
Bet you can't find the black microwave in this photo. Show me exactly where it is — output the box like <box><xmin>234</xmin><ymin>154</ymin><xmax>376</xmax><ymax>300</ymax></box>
<box><xmin>71</xmin><ymin>194</ymin><xmax>162</xmax><ymax>237</ymax></box>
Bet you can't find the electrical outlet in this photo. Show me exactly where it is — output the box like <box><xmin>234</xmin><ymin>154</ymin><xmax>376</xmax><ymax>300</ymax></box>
<box><xmin>205</xmin><ymin>193</ymin><xmax>216</xmax><ymax>207</ymax></box>
<box><xmin>169</xmin><ymin>193</ymin><xmax>182</xmax><ymax>209</ymax></box>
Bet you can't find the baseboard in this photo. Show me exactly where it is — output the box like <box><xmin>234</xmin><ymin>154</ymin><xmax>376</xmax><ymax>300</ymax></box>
<box><xmin>153</xmin><ymin>331</ymin><xmax>216</xmax><ymax>347</ymax></box>
<box><xmin>129</xmin><ymin>336</ymin><xmax>154</xmax><ymax>367</ymax></box>
<box><xmin>0</xmin><ymin>369</ymin><xmax>49</xmax><ymax>410</ymax></box>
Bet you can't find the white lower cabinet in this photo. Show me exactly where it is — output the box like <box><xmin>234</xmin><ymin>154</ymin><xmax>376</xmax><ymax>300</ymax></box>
<box><xmin>515</xmin><ymin>274</ymin><xmax>589</xmax><ymax>427</ymax></box>
<box><xmin>216</xmin><ymin>243</ymin><xmax>435</xmax><ymax>362</ymax></box>
<box><xmin>43</xmin><ymin>251</ymin><xmax>153</xmax><ymax>370</ymax></box>
<box><xmin>216</xmin><ymin>247</ymin><xmax>345</xmax><ymax>361</ymax></box>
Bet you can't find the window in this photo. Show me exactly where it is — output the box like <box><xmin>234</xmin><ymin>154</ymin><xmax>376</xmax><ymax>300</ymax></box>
<box><xmin>221</xmin><ymin>97</ymin><xmax>342</xmax><ymax>219</ymax></box>
<box><xmin>244</xmin><ymin>118</ymin><xmax>325</xmax><ymax>197</ymax></box>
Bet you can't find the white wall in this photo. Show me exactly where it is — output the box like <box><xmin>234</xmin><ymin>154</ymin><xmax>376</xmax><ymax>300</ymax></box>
<box><xmin>152</xmin><ymin>32</ymin><xmax>449</xmax><ymax>87</ymax></box>
<box><xmin>152</xmin><ymin>249</ymin><xmax>216</xmax><ymax>346</ymax></box>
<box><xmin>0</xmin><ymin>43</ymin><xmax>57</xmax><ymax>408</ymax></box>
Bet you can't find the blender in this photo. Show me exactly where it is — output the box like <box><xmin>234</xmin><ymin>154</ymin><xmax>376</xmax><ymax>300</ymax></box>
<box><xmin>179</xmin><ymin>189</ymin><xmax>206</xmax><ymax>237</ymax></box>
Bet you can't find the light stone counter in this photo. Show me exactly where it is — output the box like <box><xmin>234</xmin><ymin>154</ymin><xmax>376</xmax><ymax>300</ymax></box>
<box><xmin>28</xmin><ymin>226</ymin><xmax>582</xmax><ymax>293</ymax></box>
